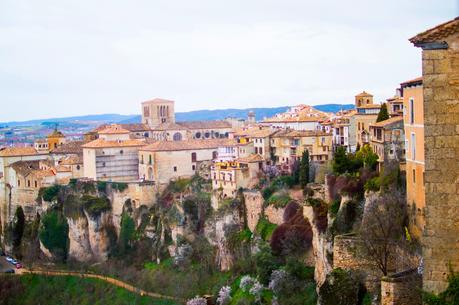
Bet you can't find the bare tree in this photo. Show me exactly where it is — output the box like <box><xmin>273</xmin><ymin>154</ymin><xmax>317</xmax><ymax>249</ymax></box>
<box><xmin>360</xmin><ymin>190</ymin><xmax>407</xmax><ymax>275</ymax></box>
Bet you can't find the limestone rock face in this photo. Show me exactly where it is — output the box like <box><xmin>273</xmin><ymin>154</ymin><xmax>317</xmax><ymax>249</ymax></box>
<box><xmin>205</xmin><ymin>211</ymin><xmax>241</xmax><ymax>271</ymax></box>
<box><xmin>67</xmin><ymin>216</ymin><xmax>92</xmax><ymax>262</ymax></box>
<box><xmin>86</xmin><ymin>211</ymin><xmax>113</xmax><ymax>261</ymax></box>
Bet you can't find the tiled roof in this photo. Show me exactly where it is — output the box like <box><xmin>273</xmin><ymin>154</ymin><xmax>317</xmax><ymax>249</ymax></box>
<box><xmin>98</xmin><ymin>124</ymin><xmax>130</xmax><ymax>134</ymax></box>
<box><xmin>272</xmin><ymin>130</ymin><xmax>331</xmax><ymax>138</ymax></box>
<box><xmin>234</xmin><ymin>128</ymin><xmax>278</xmax><ymax>138</ymax></box>
<box><xmin>121</xmin><ymin>124</ymin><xmax>151</xmax><ymax>132</ymax></box>
<box><xmin>356</xmin><ymin>91</ymin><xmax>373</xmax><ymax>97</ymax></box>
<box><xmin>55</xmin><ymin>165</ymin><xmax>72</xmax><ymax>172</ymax></box>
<box><xmin>59</xmin><ymin>155</ymin><xmax>83</xmax><ymax>165</ymax></box>
<box><xmin>152</xmin><ymin>122</ymin><xmax>187</xmax><ymax>131</ymax></box>
<box><xmin>176</xmin><ymin>120</ymin><xmax>232</xmax><ymax>129</ymax></box>
<box><xmin>263</xmin><ymin>105</ymin><xmax>329</xmax><ymax>123</ymax></box>
<box><xmin>0</xmin><ymin>147</ymin><xmax>40</xmax><ymax>157</ymax></box>
<box><xmin>141</xmin><ymin>138</ymin><xmax>233</xmax><ymax>152</ymax></box>
<box><xmin>236</xmin><ymin>154</ymin><xmax>264</xmax><ymax>163</ymax></box>
<box><xmin>410</xmin><ymin>17</ymin><xmax>459</xmax><ymax>45</ymax></box>
<box><xmin>142</xmin><ymin>98</ymin><xmax>174</xmax><ymax>104</ymax></box>
<box><xmin>51</xmin><ymin>141</ymin><xmax>84</xmax><ymax>155</ymax></box>
<box><xmin>357</xmin><ymin>104</ymin><xmax>382</xmax><ymax>109</ymax></box>
<box><xmin>400</xmin><ymin>77</ymin><xmax>423</xmax><ymax>87</ymax></box>
<box><xmin>370</xmin><ymin>117</ymin><xmax>403</xmax><ymax>128</ymax></box>
<box><xmin>82</xmin><ymin>138</ymin><xmax>146</xmax><ymax>148</ymax></box>
<box><xmin>10</xmin><ymin>160</ymin><xmax>41</xmax><ymax>176</ymax></box>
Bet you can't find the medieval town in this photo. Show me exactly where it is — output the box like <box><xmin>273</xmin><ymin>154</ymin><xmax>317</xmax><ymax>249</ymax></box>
<box><xmin>0</xmin><ymin>9</ymin><xmax>458</xmax><ymax>305</ymax></box>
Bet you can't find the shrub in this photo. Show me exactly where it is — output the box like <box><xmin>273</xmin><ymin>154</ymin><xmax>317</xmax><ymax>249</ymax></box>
<box><xmin>329</xmin><ymin>199</ymin><xmax>341</xmax><ymax>217</ymax></box>
<box><xmin>266</xmin><ymin>192</ymin><xmax>292</xmax><ymax>208</ymax></box>
<box><xmin>262</xmin><ymin>186</ymin><xmax>276</xmax><ymax>200</ymax></box>
<box><xmin>12</xmin><ymin>207</ymin><xmax>25</xmax><ymax>248</ymax></box>
<box><xmin>364</xmin><ymin>176</ymin><xmax>380</xmax><ymax>192</ymax></box>
<box><xmin>271</xmin><ymin>176</ymin><xmax>296</xmax><ymax>189</ymax></box>
<box><xmin>112</xmin><ymin>182</ymin><xmax>128</xmax><ymax>192</ymax></box>
<box><xmin>424</xmin><ymin>271</ymin><xmax>459</xmax><ymax>305</ymax></box>
<box><xmin>40</xmin><ymin>185</ymin><xmax>61</xmax><ymax>202</ymax></box>
<box><xmin>255</xmin><ymin>242</ymin><xmax>282</xmax><ymax>285</ymax></box>
<box><xmin>240</xmin><ymin>275</ymin><xmax>257</xmax><ymax>292</ymax></box>
<box><xmin>255</xmin><ymin>217</ymin><xmax>277</xmax><ymax>241</ymax></box>
<box><xmin>97</xmin><ymin>181</ymin><xmax>107</xmax><ymax>193</ymax></box>
<box><xmin>81</xmin><ymin>195</ymin><xmax>111</xmax><ymax>217</ymax></box>
<box><xmin>318</xmin><ymin>268</ymin><xmax>362</xmax><ymax>305</ymax></box>
<box><xmin>285</xmin><ymin>258</ymin><xmax>314</xmax><ymax>281</ymax></box>
<box><xmin>174</xmin><ymin>243</ymin><xmax>193</xmax><ymax>269</ymax></box>
<box><xmin>118</xmin><ymin>213</ymin><xmax>136</xmax><ymax>255</ymax></box>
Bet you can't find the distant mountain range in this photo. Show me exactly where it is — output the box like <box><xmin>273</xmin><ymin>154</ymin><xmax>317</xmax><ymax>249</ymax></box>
<box><xmin>1</xmin><ymin>104</ymin><xmax>354</xmax><ymax>127</ymax></box>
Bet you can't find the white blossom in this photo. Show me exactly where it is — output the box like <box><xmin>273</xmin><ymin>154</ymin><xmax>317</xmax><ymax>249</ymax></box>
<box><xmin>186</xmin><ymin>296</ymin><xmax>207</xmax><ymax>305</ymax></box>
<box><xmin>216</xmin><ymin>285</ymin><xmax>232</xmax><ymax>305</ymax></box>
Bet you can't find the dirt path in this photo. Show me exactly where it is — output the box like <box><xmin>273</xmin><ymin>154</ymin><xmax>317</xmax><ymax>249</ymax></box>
<box><xmin>19</xmin><ymin>269</ymin><xmax>185</xmax><ymax>304</ymax></box>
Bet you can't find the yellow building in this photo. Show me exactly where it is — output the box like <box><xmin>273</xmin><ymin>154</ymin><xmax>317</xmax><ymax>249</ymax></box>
<box><xmin>47</xmin><ymin>129</ymin><xmax>66</xmax><ymax>150</ymax></box>
<box><xmin>400</xmin><ymin>77</ymin><xmax>424</xmax><ymax>238</ymax></box>
<box><xmin>271</xmin><ymin>130</ymin><xmax>332</xmax><ymax>173</ymax></box>
<box><xmin>353</xmin><ymin>91</ymin><xmax>381</xmax><ymax>147</ymax></box>
<box><xmin>233</xmin><ymin>127</ymin><xmax>279</xmax><ymax>163</ymax></box>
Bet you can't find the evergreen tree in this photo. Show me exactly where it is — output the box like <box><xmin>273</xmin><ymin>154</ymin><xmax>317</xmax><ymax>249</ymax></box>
<box><xmin>332</xmin><ymin>146</ymin><xmax>350</xmax><ymax>175</ymax></box>
<box><xmin>376</xmin><ymin>103</ymin><xmax>390</xmax><ymax>122</ymax></box>
<box><xmin>299</xmin><ymin>150</ymin><xmax>310</xmax><ymax>187</ymax></box>
<box><xmin>118</xmin><ymin>213</ymin><xmax>136</xmax><ymax>255</ymax></box>
<box><xmin>12</xmin><ymin>206</ymin><xmax>25</xmax><ymax>248</ymax></box>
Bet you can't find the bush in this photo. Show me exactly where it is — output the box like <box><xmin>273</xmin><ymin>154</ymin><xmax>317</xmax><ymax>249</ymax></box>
<box><xmin>266</xmin><ymin>192</ymin><xmax>292</xmax><ymax>208</ymax></box>
<box><xmin>255</xmin><ymin>217</ymin><xmax>277</xmax><ymax>241</ymax></box>
<box><xmin>40</xmin><ymin>185</ymin><xmax>61</xmax><ymax>202</ymax></box>
<box><xmin>318</xmin><ymin>268</ymin><xmax>362</xmax><ymax>305</ymax></box>
<box><xmin>118</xmin><ymin>213</ymin><xmax>136</xmax><ymax>255</ymax></box>
<box><xmin>255</xmin><ymin>242</ymin><xmax>282</xmax><ymax>285</ymax></box>
<box><xmin>364</xmin><ymin>176</ymin><xmax>380</xmax><ymax>192</ymax></box>
<box><xmin>271</xmin><ymin>176</ymin><xmax>296</xmax><ymax>189</ymax></box>
<box><xmin>39</xmin><ymin>210</ymin><xmax>69</xmax><ymax>260</ymax></box>
<box><xmin>97</xmin><ymin>181</ymin><xmax>107</xmax><ymax>193</ymax></box>
<box><xmin>329</xmin><ymin>199</ymin><xmax>341</xmax><ymax>217</ymax></box>
<box><xmin>262</xmin><ymin>186</ymin><xmax>276</xmax><ymax>200</ymax></box>
<box><xmin>112</xmin><ymin>182</ymin><xmax>128</xmax><ymax>192</ymax></box>
<box><xmin>81</xmin><ymin>195</ymin><xmax>111</xmax><ymax>217</ymax></box>
<box><xmin>424</xmin><ymin>271</ymin><xmax>459</xmax><ymax>305</ymax></box>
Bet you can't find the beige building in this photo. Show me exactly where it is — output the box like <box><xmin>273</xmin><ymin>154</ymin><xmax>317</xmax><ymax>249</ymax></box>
<box><xmin>354</xmin><ymin>91</ymin><xmax>381</xmax><ymax>147</ymax></box>
<box><xmin>142</xmin><ymin>98</ymin><xmax>175</xmax><ymax>128</ymax></box>
<box><xmin>211</xmin><ymin>154</ymin><xmax>264</xmax><ymax>198</ymax></box>
<box><xmin>262</xmin><ymin>104</ymin><xmax>330</xmax><ymax>131</ymax></box>
<box><xmin>82</xmin><ymin>125</ymin><xmax>145</xmax><ymax>182</ymax></box>
<box><xmin>369</xmin><ymin>117</ymin><xmax>405</xmax><ymax>171</ymax></box>
<box><xmin>331</xmin><ymin>110</ymin><xmax>357</xmax><ymax>152</ymax></box>
<box><xmin>271</xmin><ymin>130</ymin><xmax>332</xmax><ymax>173</ymax></box>
<box><xmin>386</xmin><ymin>94</ymin><xmax>404</xmax><ymax>117</ymax></box>
<box><xmin>410</xmin><ymin>17</ymin><xmax>459</xmax><ymax>293</ymax></box>
<box><xmin>139</xmin><ymin>139</ymin><xmax>230</xmax><ymax>185</ymax></box>
<box><xmin>233</xmin><ymin>127</ymin><xmax>279</xmax><ymax>162</ymax></box>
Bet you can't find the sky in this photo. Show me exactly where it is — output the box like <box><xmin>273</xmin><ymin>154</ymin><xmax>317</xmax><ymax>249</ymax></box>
<box><xmin>0</xmin><ymin>0</ymin><xmax>457</xmax><ymax>122</ymax></box>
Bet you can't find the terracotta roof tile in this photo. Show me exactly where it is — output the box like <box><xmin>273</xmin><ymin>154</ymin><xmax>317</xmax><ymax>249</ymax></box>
<box><xmin>236</xmin><ymin>154</ymin><xmax>264</xmax><ymax>163</ymax></box>
<box><xmin>141</xmin><ymin>138</ymin><xmax>233</xmax><ymax>152</ymax></box>
<box><xmin>51</xmin><ymin>141</ymin><xmax>84</xmax><ymax>155</ymax></box>
<box><xmin>98</xmin><ymin>124</ymin><xmax>130</xmax><ymax>135</ymax></box>
<box><xmin>400</xmin><ymin>77</ymin><xmax>423</xmax><ymax>87</ymax></box>
<box><xmin>82</xmin><ymin>138</ymin><xmax>146</xmax><ymax>148</ymax></box>
<box><xmin>0</xmin><ymin>147</ymin><xmax>40</xmax><ymax>157</ymax></box>
<box><xmin>357</xmin><ymin>104</ymin><xmax>382</xmax><ymax>109</ymax></box>
<box><xmin>410</xmin><ymin>17</ymin><xmax>459</xmax><ymax>45</ymax></box>
<box><xmin>370</xmin><ymin>117</ymin><xmax>403</xmax><ymax>128</ymax></box>
<box><xmin>59</xmin><ymin>155</ymin><xmax>83</xmax><ymax>165</ymax></box>
<box><xmin>356</xmin><ymin>91</ymin><xmax>373</xmax><ymax>97</ymax></box>
<box><xmin>272</xmin><ymin>130</ymin><xmax>331</xmax><ymax>138</ymax></box>
<box><xmin>176</xmin><ymin>120</ymin><xmax>232</xmax><ymax>129</ymax></box>
<box><xmin>234</xmin><ymin>128</ymin><xmax>279</xmax><ymax>138</ymax></box>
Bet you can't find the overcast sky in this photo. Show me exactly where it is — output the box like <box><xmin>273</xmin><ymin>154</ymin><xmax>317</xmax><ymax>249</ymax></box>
<box><xmin>0</xmin><ymin>1</ymin><xmax>457</xmax><ymax>121</ymax></box>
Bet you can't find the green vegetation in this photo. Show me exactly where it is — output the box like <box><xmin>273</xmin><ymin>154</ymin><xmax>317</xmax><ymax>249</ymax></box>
<box><xmin>299</xmin><ymin>150</ymin><xmax>310</xmax><ymax>187</ymax></box>
<box><xmin>39</xmin><ymin>185</ymin><xmax>61</xmax><ymax>202</ymax></box>
<box><xmin>364</xmin><ymin>176</ymin><xmax>380</xmax><ymax>192</ymax></box>
<box><xmin>329</xmin><ymin>199</ymin><xmax>341</xmax><ymax>217</ymax></box>
<box><xmin>0</xmin><ymin>274</ymin><xmax>179</xmax><ymax>305</ymax></box>
<box><xmin>81</xmin><ymin>195</ymin><xmax>111</xmax><ymax>217</ymax></box>
<box><xmin>266</xmin><ymin>192</ymin><xmax>292</xmax><ymax>208</ymax></box>
<box><xmin>39</xmin><ymin>209</ymin><xmax>69</xmax><ymax>260</ymax></box>
<box><xmin>424</xmin><ymin>271</ymin><xmax>459</xmax><ymax>305</ymax></box>
<box><xmin>12</xmin><ymin>206</ymin><xmax>25</xmax><ymax>248</ymax></box>
<box><xmin>255</xmin><ymin>217</ymin><xmax>277</xmax><ymax>241</ymax></box>
<box><xmin>112</xmin><ymin>182</ymin><xmax>129</xmax><ymax>192</ymax></box>
<box><xmin>376</xmin><ymin>103</ymin><xmax>390</xmax><ymax>122</ymax></box>
<box><xmin>118</xmin><ymin>213</ymin><xmax>136</xmax><ymax>255</ymax></box>
<box><xmin>318</xmin><ymin>268</ymin><xmax>363</xmax><ymax>305</ymax></box>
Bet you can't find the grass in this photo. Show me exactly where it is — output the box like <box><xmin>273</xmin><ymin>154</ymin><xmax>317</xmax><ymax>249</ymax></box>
<box><xmin>255</xmin><ymin>217</ymin><xmax>278</xmax><ymax>241</ymax></box>
<box><xmin>0</xmin><ymin>274</ymin><xmax>179</xmax><ymax>305</ymax></box>
<box><xmin>266</xmin><ymin>192</ymin><xmax>291</xmax><ymax>208</ymax></box>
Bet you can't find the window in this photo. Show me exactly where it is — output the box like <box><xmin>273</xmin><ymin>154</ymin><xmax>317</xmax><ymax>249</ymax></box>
<box><xmin>34</xmin><ymin>181</ymin><xmax>38</xmax><ymax>188</ymax></box>
<box><xmin>259</xmin><ymin>147</ymin><xmax>263</xmax><ymax>155</ymax></box>
<box><xmin>254</xmin><ymin>147</ymin><xmax>258</xmax><ymax>154</ymax></box>
<box><xmin>27</xmin><ymin>180</ymin><xmax>31</xmax><ymax>187</ymax></box>
<box><xmin>204</xmin><ymin>132</ymin><xmax>210</xmax><ymax>138</ymax></box>
<box><xmin>212</xmin><ymin>151</ymin><xmax>218</xmax><ymax>159</ymax></box>
<box><xmin>413</xmin><ymin>169</ymin><xmax>416</xmax><ymax>183</ymax></box>
<box><xmin>141</xmin><ymin>155</ymin><xmax>144</xmax><ymax>164</ymax></box>
<box><xmin>76</xmin><ymin>165</ymin><xmax>81</xmax><ymax>170</ymax></box>
<box><xmin>409</xmin><ymin>98</ymin><xmax>414</xmax><ymax>124</ymax></box>
<box><xmin>191</xmin><ymin>152</ymin><xmax>197</xmax><ymax>162</ymax></box>
<box><xmin>120</xmin><ymin>150</ymin><xmax>123</xmax><ymax>154</ymax></box>
<box><xmin>102</xmin><ymin>162</ymin><xmax>106</xmax><ymax>167</ymax></box>
<box><xmin>358</xmin><ymin>122</ymin><xmax>360</xmax><ymax>130</ymax></box>
<box><xmin>18</xmin><ymin>180</ymin><xmax>20</xmax><ymax>187</ymax></box>
<box><xmin>192</xmin><ymin>165</ymin><xmax>196</xmax><ymax>171</ymax></box>
<box><xmin>149</xmin><ymin>155</ymin><xmax>152</xmax><ymax>165</ymax></box>
<box><xmin>195</xmin><ymin>132</ymin><xmax>201</xmax><ymax>139</ymax></box>
<box><xmin>173</xmin><ymin>166</ymin><xmax>177</xmax><ymax>172</ymax></box>
<box><xmin>362</xmin><ymin>123</ymin><xmax>365</xmax><ymax>130</ymax></box>
<box><xmin>411</xmin><ymin>133</ymin><xmax>416</xmax><ymax>160</ymax></box>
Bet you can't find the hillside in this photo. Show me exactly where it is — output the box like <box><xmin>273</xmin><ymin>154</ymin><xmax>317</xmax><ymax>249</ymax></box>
<box><xmin>1</xmin><ymin>104</ymin><xmax>354</xmax><ymax>127</ymax></box>
<box><xmin>0</xmin><ymin>274</ymin><xmax>179</xmax><ymax>305</ymax></box>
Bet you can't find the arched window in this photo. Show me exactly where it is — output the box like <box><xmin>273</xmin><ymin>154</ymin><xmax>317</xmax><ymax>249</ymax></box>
<box><xmin>173</xmin><ymin>132</ymin><xmax>182</xmax><ymax>141</ymax></box>
<box><xmin>120</xmin><ymin>150</ymin><xmax>124</xmax><ymax>154</ymax></box>
<box><xmin>204</xmin><ymin>132</ymin><xmax>210</xmax><ymax>138</ymax></box>
<box><xmin>191</xmin><ymin>152</ymin><xmax>197</xmax><ymax>162</ymax></box>
<box><xmin>214</xmin><ymin>132</ymin><xmax>219</xmax><ymax>138</ymax></box>
<box><xmin>76</xmin><ymin>165</ymin><xmax>81</xmax><ymax>170</ymax></box>
<box><xmin>195</xmin><ymin>132</ymin><xmax>201</xmax><ymax>139</ymax></box>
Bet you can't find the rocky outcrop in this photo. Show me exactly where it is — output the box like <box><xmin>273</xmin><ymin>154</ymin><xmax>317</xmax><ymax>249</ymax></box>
<box><xmin>243</xmin><ymin>190</ymin><xmax>263</xmax><ymax>232</ymax></box>
<box><xmin>85</xmin><ymin>211</ymin><xmax>113</xmax><ymax>261</ymax></box>
<box><xmin>67</xmin><ymin>216</ymin><xmax>92</xmax><ymax>261</ymax></box>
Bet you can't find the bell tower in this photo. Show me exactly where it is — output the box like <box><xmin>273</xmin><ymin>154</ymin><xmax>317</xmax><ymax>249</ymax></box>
<box><xmin>141</xmin><ymin>98</ymin><xmax>175</xmax><ymax>128</ymax></box>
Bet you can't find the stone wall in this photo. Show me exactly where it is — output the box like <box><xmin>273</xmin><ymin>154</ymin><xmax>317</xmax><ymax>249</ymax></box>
<box><xmin>420</xmin><ymin>31</ymin><xmax>459</xmax><ymax>293</ymax></box>
<box><xmin>381</xmin><ymin>269</ymin><xmax>422</xmax><ymax>305</ymax></box>
<box><xmin>243</xmin><ymin>190</ymin><xmax>263</xmax><ymax>232</ymax></box>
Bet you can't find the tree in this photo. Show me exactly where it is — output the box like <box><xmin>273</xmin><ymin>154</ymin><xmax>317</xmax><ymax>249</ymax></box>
<box><xmin>299</xmin><ymin>150</ymin><xmax>310</xmax><ymax>188</ymax></box>
<box><xmin>332</xmin><ymin>146</ymin><xmax>351</xmax><ymax>174</ymax></box>
<box><xmin>376</xmin><ymin>103</ymin><xmax>390</xmax><ymax>122</ymax></box>
<box><xmin>355</xmin><ymin>144</ymin><xmax>378</xmax><ymax>170</ymax></box>
<box><xmin>359</xmin><ymin>190</ymin><xmax>407</xmax><ymax>275</ymax></box>
<box><xmin>39</xmin><ymin>210</ymin><xmax>69</xmax><ymax>261</ymax></box>
<box><xmin>12</xmin><ymin>206</ymin><xmax>25</xmax><ymax>248</ymax></box>
<box><xmin>118</xmin><ymin>213</ymin><xmax>136</xmax><ymax>255</ymax></box>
